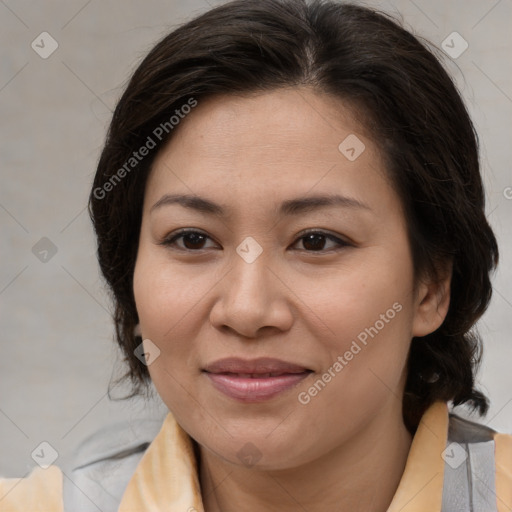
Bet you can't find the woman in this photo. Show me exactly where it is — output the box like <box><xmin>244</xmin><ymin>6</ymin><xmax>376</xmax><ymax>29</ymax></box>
<box><xmin>1</xmin><ymin>0</ymin><xmax>510</xmax><ymax>510</ymax></box>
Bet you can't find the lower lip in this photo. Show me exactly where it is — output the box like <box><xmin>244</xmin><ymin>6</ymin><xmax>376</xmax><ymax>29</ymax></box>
<box><xmin>204</xmin><ymin>372</ymin><xmax>311</xmax><ymax>402</ymax></box>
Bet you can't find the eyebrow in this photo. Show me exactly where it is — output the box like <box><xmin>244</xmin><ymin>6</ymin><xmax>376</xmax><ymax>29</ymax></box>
<box><xmin>150</xmin><ymin>193</ymin><xmax>371</xmax><ymax>217</ymax></box>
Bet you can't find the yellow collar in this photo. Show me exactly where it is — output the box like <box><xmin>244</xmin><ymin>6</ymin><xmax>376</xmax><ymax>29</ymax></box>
<box><xmin>119</xmin><ymin>401</ymin><xmax>449</xmax><ymax>512</ymax></box>
<box><xmin>386</xmin><ymin>401</ymin><xmax>447</xmax><ymax>511</ymax></box>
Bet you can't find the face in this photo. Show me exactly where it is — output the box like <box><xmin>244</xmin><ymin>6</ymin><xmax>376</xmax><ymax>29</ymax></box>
<box><xmin>133</xmin><ymin>88</ymin><xmax>444</xmax><ymax>470</ymax></box>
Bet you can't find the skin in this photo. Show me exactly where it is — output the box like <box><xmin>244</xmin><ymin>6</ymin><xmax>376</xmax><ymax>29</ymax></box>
<box><xmin>133</xmin><ymin>87</ymin><xmax>451</xmax><ymax>512</ymax></box>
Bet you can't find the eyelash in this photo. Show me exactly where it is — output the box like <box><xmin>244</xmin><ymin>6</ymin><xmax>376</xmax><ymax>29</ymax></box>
<box><xmin>160</xmin><ymin>228</ymin><xmax>351</xmax><ymax>253</ymax></box>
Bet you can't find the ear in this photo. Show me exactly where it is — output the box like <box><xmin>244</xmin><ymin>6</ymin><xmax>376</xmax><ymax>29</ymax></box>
<box><xmin>411</xmin><ymin>260</ymin><xmax>453</xmax><ymax>338</ymax></box>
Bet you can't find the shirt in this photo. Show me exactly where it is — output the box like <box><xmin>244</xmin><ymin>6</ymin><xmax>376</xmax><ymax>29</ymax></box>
<box><xmin>1</xmin><ymin>401</ymin><xmax>511</xmax><ymax>511</ymax></box>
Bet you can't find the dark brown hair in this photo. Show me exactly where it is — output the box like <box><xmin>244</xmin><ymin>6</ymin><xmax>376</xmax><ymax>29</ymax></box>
<box><xmin>89</xmin><ymin>0</ymin><xmax>498</xmax><ymax>432</ymax></box>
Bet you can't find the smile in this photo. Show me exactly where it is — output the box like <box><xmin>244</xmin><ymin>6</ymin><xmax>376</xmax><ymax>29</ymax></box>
<box><xmin>202</xmin><ymin>357</ymin><xmax>313</xmax><ymax>402</ymax></box>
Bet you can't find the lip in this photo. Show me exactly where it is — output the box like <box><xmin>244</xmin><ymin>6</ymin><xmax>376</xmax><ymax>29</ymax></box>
<box><xmin>203</xmin><ymin>357</ymin><xmax>313</xmax><ymax>402</ymax></box>
<box><xmin>203</xmin><ymin>357</ymin><xmax>310</xmax><ymax>374</ymax></box>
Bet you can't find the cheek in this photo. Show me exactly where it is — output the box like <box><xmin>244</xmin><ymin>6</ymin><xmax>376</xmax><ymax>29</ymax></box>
<box><xmin>132</xmin><ymin>249</ymin><xmax>216</xmax><ymax>405</ymax></box>
<box><xmin>294</xmin><ymin>292</ymin><xmax>413</xmax><ymax>445</ymax></box>
<box><xmin>295</xmin><ymin>248</ymin><xmax>415</xmax><ymax>401</ymax></box>
<box><xmin>299</xmin><ymin>249</ymin><xmax>414</xmax><ymax>347</ymax></box>
<box><xmin>133</xmin><ymin>247</ymin><xmax>211</xmax><ymax>338</ymax></box>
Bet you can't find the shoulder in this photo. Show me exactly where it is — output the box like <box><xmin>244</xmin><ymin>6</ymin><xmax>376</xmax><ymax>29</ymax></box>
<box><xmin>60</xmin><ymin>414</ymin><xmax>167</xmax><ymax>512</ymax></box>
<box><xmin>1</xmin><ymin>414</ymin><xmax>167</xmax><ymax>512</ymax></box>
<box><xmin>0</xmin><ymin>465</ymin><xmax>63</xmax><ymax>512</ymax></box>
<box><xmin>442</xmin><ymin>412</ymin><xmax>512</xmax><ymax>511</ymax></box>
<box><xmin>446</xmin><ymin>411</ymin><xmax>512</xmax><ymax>454</ymax></box>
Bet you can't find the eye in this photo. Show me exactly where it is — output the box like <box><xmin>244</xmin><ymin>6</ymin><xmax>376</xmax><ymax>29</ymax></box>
<box><xmin>291</xmin><ymin>230</ymin><xmax>350</xmax><ymax>252</ymax></box>
<box><xmin>160</xmin><ymin>229</ymin><xmax>350</xmax><ymax>253</ymax></box>
<box><xmin>160</xmin><ymin>229</ymin><xmax>219</xmax><ymax>251</ymax></box>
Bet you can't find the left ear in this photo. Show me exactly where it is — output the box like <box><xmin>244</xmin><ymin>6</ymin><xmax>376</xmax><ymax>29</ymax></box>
<box><xmin>411</xmin><ymin>260</ymin><xmax>453</xmax><ymax>338</ymax></box>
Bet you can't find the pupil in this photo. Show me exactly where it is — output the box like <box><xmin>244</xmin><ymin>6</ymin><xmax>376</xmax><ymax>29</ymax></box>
<box><xmin>184</xmin><ymin>233</ymin><xmax>205</xmax><ymax>249</ymax></box>
<box><xmin>304</xmin><ymin>234</ymin><xmax>325</xmax><ymax>251</ymax></box>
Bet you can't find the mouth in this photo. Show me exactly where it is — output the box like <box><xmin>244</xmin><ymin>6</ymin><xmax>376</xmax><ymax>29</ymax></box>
<box><xmin>202</xmin><ymin>357</ymin><xmax>313</xmax><ymax>402</ymax></box>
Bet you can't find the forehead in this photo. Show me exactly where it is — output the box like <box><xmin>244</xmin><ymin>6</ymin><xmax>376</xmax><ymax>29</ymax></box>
<box><xmin>145</xmin><ymin>88</ymin><xmax>398</xmax><ymax>219</ymax></box>
<box><xmin>155</xmin><ymin>88</ymin><xmax>369</xmax><ymax>164</ymax></box>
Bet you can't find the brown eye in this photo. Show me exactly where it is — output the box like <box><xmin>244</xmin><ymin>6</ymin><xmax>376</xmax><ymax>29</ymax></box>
<box><xmin>302</xmin><ymin>234</ymin><xmax>327</xmax><ymax>251</ymax></box>
<box><xmin>293</xmin><ymin>231</ymin><xmax>349</xmax><ymax>252</ymax></box>
<box><xmin>161</xmin><ymin>230</ymin><xmax>218</xmax><ymax>251</ymax></box>
<box><xmin>161</xmin><ymin>229</ymin><xmax>349</xmax><ymax>253</ymax></box>
<box><xmin>181</xmin><ymin>232</ymin><xmax>208</xmax><ymax>250</ymax></box>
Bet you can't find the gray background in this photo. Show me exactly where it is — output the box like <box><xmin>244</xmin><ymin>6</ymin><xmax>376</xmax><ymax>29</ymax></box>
<box><xmin>1</xmin><ymin>0</ymin><xmax>511</xmax><ymax>477</ymax></box>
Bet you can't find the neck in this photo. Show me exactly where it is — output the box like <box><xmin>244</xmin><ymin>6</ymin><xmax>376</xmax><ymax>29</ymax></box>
<box><xmin>198</xmin><ymin>404</ymin><xmax>412</xmax><ymax>512</ymax></box>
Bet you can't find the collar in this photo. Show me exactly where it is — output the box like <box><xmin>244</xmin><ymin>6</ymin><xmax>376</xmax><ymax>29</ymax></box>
<box><xmin>118</xmin><ymin>401</ymin><xmax>449</xmax><ymax>512</ymax></box>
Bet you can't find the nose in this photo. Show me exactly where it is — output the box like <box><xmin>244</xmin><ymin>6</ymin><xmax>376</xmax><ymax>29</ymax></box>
<box><xmin>209</xmin><ymin>254</ymin><xmax>294</xmax><ymax>339</ymax></box>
